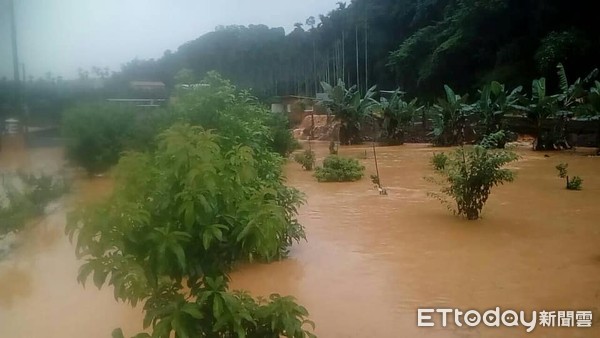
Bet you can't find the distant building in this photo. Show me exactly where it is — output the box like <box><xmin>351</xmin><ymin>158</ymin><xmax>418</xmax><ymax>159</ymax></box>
<box><xmin>176</xmin><ymin>83</ymin><xmax>210</xmax><ymax>90</ymax></box>
<box><xmin>129</xmin><ymin>81</ymin><xmax>166</xmax><ymax>91</ymax></box>
<box><xmin>127</xmin><ymin>81</ymin><xmax>168</xmax><ymax>99</ymax></box>
<box><xmin>270</xmin><ymin>95</ymin><xmax>328</xmax><ymax>127</ymax></box>
<box><xmin>106</xmin><ymin>98</ymin><xmax>166</xmax><ymax>108</ymax></box>
<box><xmin>271</xmin><ymin>95</ymin><xmax>315</xmax><ymax>114</ymax></box>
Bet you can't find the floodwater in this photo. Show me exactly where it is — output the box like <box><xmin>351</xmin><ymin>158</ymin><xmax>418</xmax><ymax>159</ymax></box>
<box><xmin>2</xmin><ymin>136</ymin><xmax>600</xmax><ymax>337</ymax></box>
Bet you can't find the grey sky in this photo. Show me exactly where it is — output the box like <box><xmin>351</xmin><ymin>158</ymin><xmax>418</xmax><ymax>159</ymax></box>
<box><xmin>0</xmin><ymin>0</ymin><xmax>340</xmax><ymax>80</ymax></box>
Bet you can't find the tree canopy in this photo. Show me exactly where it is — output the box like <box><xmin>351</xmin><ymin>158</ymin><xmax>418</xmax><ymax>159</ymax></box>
<box><xmin>109</xmin><ymin>0</ymin><xmax>600</xmax><ymax>100</ymax></box>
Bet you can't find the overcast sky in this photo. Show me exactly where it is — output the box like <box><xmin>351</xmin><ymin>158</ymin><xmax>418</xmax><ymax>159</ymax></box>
<box><xmin>0</xmin><ymin>0</ymin><xmax>340</xmax><ymax>80</ymax></box>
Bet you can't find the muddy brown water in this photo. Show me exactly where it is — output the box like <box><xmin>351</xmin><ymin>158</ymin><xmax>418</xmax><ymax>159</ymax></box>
<box><xmin>1</xmin><ymin>135</ymin><xmax>600</xmax><ymax>337</ymax></box>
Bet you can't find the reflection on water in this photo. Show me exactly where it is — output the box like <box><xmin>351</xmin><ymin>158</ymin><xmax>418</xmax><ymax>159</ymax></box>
<box><xmin>1</xmin><ymin>139</ymin><xmax>600</xmax><ymax>337</ymax></box>
<box><xmin>0</xmin><ymin>135</ymin><xmax>142</xmax><ymax>338</ymax></box>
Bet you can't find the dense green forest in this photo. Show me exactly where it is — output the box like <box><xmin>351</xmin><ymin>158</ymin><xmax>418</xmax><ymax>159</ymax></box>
<box><xmin>2</xmin><ymin>0</ymin><xmax>598</xmax><ymax>121</ymax></box>
<box><xmin>111</xmin><ymin>0</ymin><xmax>599</xmax><ymax>99</ymax></box>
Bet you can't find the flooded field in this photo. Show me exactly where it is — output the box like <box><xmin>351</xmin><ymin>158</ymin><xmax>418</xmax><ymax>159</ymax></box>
<box><xmin>1</xmin><ymin>137</ymin><xmax>600</xmax><ymax>337</ymax></box>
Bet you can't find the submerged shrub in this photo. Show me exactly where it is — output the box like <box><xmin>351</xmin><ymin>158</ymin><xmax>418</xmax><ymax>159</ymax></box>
<box><xmin>314</xmin><ymin>155</ymin><xmax>365</xmax><ymax>182</ymax></box>
<box><xmin>67</xmin><ymin>124</ymin><xmax>314</xmax><ymax>338</ymax></box>
<box><xmin>426</xmin><ymin>146</ymin><xmax>518</xmax><ymax>220</ymax></box>
<box><xmin>555</xmin><ymin>163</ymin><xmax>583</xmax><ymax>190</ymax></box>
<box><xmin>1</xmin><ymin>172</ymin><xmax>67</xmax><ymax>236</ymax></box>
<box><xmin>431</xmin><ymin>152</ymin><xmax>448</xmax><ymax>171</ymax></box>
<box><xmin>480</xmin><ymin>130</ymin><xmax>507</xmax><ymax>149</ymax></box>
<box><xmin>294</xmin><ymin>149</ymin><xmax>316</xmax><ymax>171</ymax></box>
<box><xmin>568</xmin><ymin>176</ymin><xmax>583</xmax><ymax>190</ymax></box>
<box><xmin>63</xmin><ymin>72</ymin><xmax>299</xmax><ymax>176</ymax></box>
<box><xmin>268</xmin><ymin>113</ymin><xmax>301</xmax><ymax>156</ymax></box>
<box><xmin>62</xmin><ymin>103</ymin><xmax>136</xmax><ymax>175</ymax></box>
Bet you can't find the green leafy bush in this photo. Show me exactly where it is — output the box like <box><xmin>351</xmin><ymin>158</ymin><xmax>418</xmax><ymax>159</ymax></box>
<box><xmin>555</xmin><ymin>163</ymin><xmax>583</xmax><ymax>190</ymax></box>
<box><xmin>431</xmin><ymin>153</ymin><xmax>448</xmax><ymax>171</ymax></box>
<box><xmin>268</xmin><ymin>113</ymin><xmax>301</xmax><ymax>157</ymax></box>
<box><xmin>314</xmin><ymin>155</ymin><xmax>365</xmax><ymax>182</ymax></box>
<box><xmin>63</xmin><ymin>103</ymin><xmax>136</xmax><ymax>175</ymax></box>
<box><xmin>556</xmin><ymin>163</ymin><xmax>568</xmax><ymax>178</ymax></box>
<box><xmin>294</xmin><ymin>149</ymin><xmax>316</xmax><ymax>171</ymax></box>
<box><xmin>63</xmin><ymin>73</ymin><xmax>300</xmax><ymax>175</ymax></box>
<box><xmin>1</xmin><ymin>172</ymin><xmax>67</xmax><ymax>236</ymax></box>
<box><xmin>123</xmin><ymin>108</ymin><xmax>175</xmax><ymax>152</ymax></box>
<box><xmin>480</xmin><ymin>130</ymin><xmax>507</xmax><ymax>149</ymax></box>
<box><xmin>67</xmin><ymin>124</ymin><xmax>314</xmax><ymax>338</ymax></box>
<box><xmin>426</xmin><ymin>146</ymin><xmax>518</xmax><ymax>220</ymax></box>
<box><xmin>568</xmin><ymin>176</ymin><xmax>583</xmax><ymax>190</ymax></box>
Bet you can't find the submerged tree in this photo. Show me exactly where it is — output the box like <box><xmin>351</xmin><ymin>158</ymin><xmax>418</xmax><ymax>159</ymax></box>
<box><xmin>62</xmin><ymin>103</ymin><xmax>136</xmax><ymax>175</ymax></box>
<box><xmin>426</xmin><ymin>146</ymin><xmax>518</xmax><ymax>220</ymax></box>
<box><xmin>67</xmin><ymin>124</ymin><xmax>315</xmax><ymax>338</ymax></box>
<box><xmin>66</xmin><ymin>74</ymin><xmax>314</xmax><ymax>337</ymax></box>
<box><xmin>555</xmin><ymin>162</ymin><xmax>583</xmax><ymax>190</ymax></box>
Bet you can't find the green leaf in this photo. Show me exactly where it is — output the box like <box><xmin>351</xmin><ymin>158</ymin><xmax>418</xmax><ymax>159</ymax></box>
<box><xmin>171</xmin><ymin>315</ymin><xmax>189</xmax><ymax>338</ymax></box>
<box><xmin>111</xmin><ymin>328</ymin><xmax>125</xmax><ymax>338</ymax></box>
<box><xmin>132</xmin><ymin>334</ymin><xmax>151</xmax><ymax>338</ymax></box>
<box><xmin>211</xmin><ymin>225</ymin><xmax>224</xmax><ymax>242</ymax></box>
<box><xmin>444</xmin><ymin>85</ymin><xmax>456</xmax><ymax>105</ymax></box>
<box><xmin>183</xmin><ymin>201</ymin><xmax>195</xmax><ymax>228</ymax></box>
<box><xmin>236</xmin><ymin>224</ymin><xmax>252</xmax><ymax>242</ymax></box>
<box><xmin>181</xmin><ymin>303</ymin><xmax>204</xmax><ymax>319</ymax></box>
<box><xmin>170</xmin><ymin>243</ymin><xmax>187</xmax><ymax>271</ymax></box>
<box><xmin>93</xmin><ymin>267</ymin><xmax>108</xmax><ymax>289</ymax></box>
<box><xmin>202</xmin><ymin>231</ymin><xmax>213</xmax><ymax>250</ymax></box>
<box><xmin>213</xmin><ymin>295</ymin><xmax>224</xmax><ymax>318</ymax></box>
<box><xmin>490</xmin><ymin>81</ymin><xmax>503</xmax><ymax>96</ymax></box>
<box><xmin>556</xmin><ymin>63</ymin><xmax>568</xmax><ymax>94</ymax></box>
<box><xmin>77</xmin><ymin>262</ymin><xmax>95</xmax><ymax>287</ymax></box>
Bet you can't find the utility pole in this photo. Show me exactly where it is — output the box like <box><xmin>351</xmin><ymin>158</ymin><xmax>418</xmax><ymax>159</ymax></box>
<box><xmin>9</xmin><ymin>0</ymin><xmax>26</xmax><ymax>136</ymax></box>
<box><xmin>364</xmin><ymin>0</ymin><xmax>369</xmax><ymax>94</ymax></box>
<box><xmin>9</xmin><ymin>0</ymin><xmax>20</xmax><ymax>84</ymax></box>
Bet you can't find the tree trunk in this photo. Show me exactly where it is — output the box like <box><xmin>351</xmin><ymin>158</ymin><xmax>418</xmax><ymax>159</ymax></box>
<box><xmin>466</xmin><ymin>209</ymin><xmax>479</xmax><ymax>220</ymax></box>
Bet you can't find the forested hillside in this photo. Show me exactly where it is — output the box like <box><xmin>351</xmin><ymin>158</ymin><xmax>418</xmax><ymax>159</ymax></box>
<box><xmin>112</xmin><ymin>0</ymin><xmax>600</xmax><ymax>99</ymax></box>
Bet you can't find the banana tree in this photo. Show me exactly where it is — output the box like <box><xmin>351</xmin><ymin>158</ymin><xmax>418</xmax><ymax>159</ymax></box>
<box><xmin>372</xmin><ymin>89</ymin><xmax>423</xmax><ymax>145</ymax></box>
<box><xmin>431</xmin><ymin>85</ymin><xmax>474</xmax><ymax>146</ymax></box>
<box><xmin>579</xmin><ymin>80</ymin><xmax>600</xmax><ymax>154</ymax></box>
<box><xmin>474</xmin><ymin>81</ymin><xmax>522</xmax><ymax>135</ymax></box>
<box><xmin>320</xmin><ymin>80</ymin><xmax>379</xmax><ymax>144</ymax></box>
<box><xmin>555</xmin><ymin>64</ymin><xmax>599</xmax><ymax>148</ymax></box>
<box><xmin>523</xmin><ymin>78</ymin><xmax>560</xmax><ymax>150</ymax></box>
<box><xmin>556</xmin><ymin>63</ymin><xmax>598</xmax><ymax>111</ymax></box>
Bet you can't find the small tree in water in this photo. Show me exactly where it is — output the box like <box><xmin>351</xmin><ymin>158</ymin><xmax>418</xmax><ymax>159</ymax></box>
<box><xmin>67</xmin><ymin>124</ymin><xmax>314</xmax><ymax>338</ymax></box>
<box><xmin>426</xmin><ymin>146</ymin><xmax>518</xmax><ymax>220</ymax></box>
<box><xmin>556</xmin><ymin>163</ymin><xmax>583</xmax><ymax>190</ymax></box>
